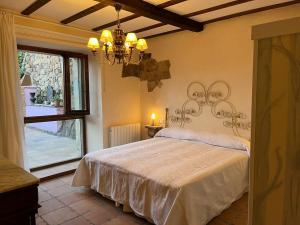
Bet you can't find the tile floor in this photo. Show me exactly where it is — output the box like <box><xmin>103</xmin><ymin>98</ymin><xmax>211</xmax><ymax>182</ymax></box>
<box><xmin>36</xmin><ymin>174</ymin><xmax>248</xmax><ymax>225</ymax></box>
<box><xmin>25</xmin><ymin>127</ymin><xmax>81</xmax><ymax>168</ymax></box>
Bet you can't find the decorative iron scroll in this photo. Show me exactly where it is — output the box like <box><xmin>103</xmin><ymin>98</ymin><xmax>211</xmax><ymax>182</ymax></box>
<box><xmin>167</xmin><ymin>81</ymin><xmax>251</xmax><ymax>136</ymax></box>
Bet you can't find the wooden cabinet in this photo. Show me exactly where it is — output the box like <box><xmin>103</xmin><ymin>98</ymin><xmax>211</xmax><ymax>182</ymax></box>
<box><xmin>0</xmin><ymin>158</ymin><xmax>39</xmax><ymax>225</ymax></box>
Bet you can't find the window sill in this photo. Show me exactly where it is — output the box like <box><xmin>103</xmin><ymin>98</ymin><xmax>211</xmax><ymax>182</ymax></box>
<box><xmin>31</xmin><ymin>160</ymin><xmax>80</xmax><ymax>182</ymax></box>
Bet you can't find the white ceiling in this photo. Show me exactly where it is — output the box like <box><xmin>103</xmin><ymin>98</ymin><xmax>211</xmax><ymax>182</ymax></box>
<box><xmin>0</xmin><ymin>0</ymin><xmax>34</xmax><ymax>12</ymax></box>
<box><xmin>70</xmin><ymin>5</ymin><xmax>133</xmax><ymax>30</ymax></box>
<box><xmin>32</xmin><ymin>0</ymin><xmax>96</xmax><ymax>21</ymax></box>
<box><xmin>0</xmin><ymin>0</ymin><xmax>297</xmax><ymax>38</ymax></box>
<box><xmin>167</xmin><ymin>0</ymin><xmax>234</xmax><ymax>15</ymax></box>
<box><xmin>106</xmin><ymin>16</ymin><xmax>160</xmax><ymax>32</ymax></box>
<box><xmin>191</xmin><ymin>0</ymin><xmax>293</xmax><ymax>22</ymax></box>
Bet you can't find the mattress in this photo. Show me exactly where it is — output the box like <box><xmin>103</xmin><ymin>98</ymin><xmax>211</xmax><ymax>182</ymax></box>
<box><xmin>72</xmin><ymin>136</ymin><xmax>249</xmax><ymax>225</ymax></box>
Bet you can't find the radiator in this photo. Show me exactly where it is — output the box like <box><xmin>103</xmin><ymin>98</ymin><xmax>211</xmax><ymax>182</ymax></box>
<box><xmin>109</xmin><ymin>123</ymin><xmax>141</xmax><ymax>147</ymax></box>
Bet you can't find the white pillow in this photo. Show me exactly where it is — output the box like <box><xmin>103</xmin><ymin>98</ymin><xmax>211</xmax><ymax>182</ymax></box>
<box><xmin>155</xmin><ymin>128</ymin><xmax>250</xmax><ymax>153</ymax></box>
<box><xmin>155</xmin><ymin>127</ymin><xmax>199</xmax><ymax>141</ymax></box>
<box><xmin>194</xmin><ymin>130</ymin><xmax>250</xmax><ymax>153</ymax></box>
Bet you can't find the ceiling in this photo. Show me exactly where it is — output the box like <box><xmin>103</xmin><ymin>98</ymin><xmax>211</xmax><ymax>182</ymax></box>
<box><xmin>0</xmin><ymin>0</ymin><xmax>298</xmax><ymax>39</ymax></box>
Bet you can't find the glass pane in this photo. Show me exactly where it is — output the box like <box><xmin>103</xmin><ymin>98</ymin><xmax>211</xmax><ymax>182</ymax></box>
<box><xmin>70</xmin><ymin>57</ymin><xmax>86</xmax><ymax>111</ymax></box>
<box><xmin>25</xmin><ymin>119</ymin><xmax>83</xmax><ymax>169</ymax></box>
<box><xmin>18</xmin><ymin>50</ymin><xmax>64</xmax><ymax>116</ymax></box>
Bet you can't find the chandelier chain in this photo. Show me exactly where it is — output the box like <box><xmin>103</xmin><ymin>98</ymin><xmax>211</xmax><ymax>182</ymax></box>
<box><xmin>117</xmin><ymin>9</ymin><xmax>120</xmax><ymax>28</ymax></box>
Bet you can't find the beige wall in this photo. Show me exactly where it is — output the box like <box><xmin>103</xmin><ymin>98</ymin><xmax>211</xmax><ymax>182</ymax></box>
<box><xmin>86</xmin><ymin>54</ymin><xmax>103</xmax><ymax>152</ymax></box>
<box><xmin>101</xmin><ymin>62</ymin><xmax>141</xmax><ymax>148</ymax></box>
<box><xmin>140</xmin><ymin>4</ymin><xmax>300</xmax><ymax>139</ymax></box>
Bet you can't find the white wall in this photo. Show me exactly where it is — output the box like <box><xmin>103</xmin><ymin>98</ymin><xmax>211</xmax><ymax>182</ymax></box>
<box><xmin>86</xmin><ymin>54</ymin><xmax>103</xmax><ymax>151</ymax></box>
<box><xmin>101</xmin><ymin>62</ymin><xmax>141</xmax><ymax>148</ymax></box>
<box><xmin>140</xmin><ymin>4</ymin><xmax>300</xmax><ymax>139</ymax></box>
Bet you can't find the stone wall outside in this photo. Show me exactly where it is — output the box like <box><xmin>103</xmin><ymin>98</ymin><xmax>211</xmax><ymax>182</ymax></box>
<box><xmin>20</xmin><ymin>51</ymin><xmax>64</xmax><ymax>103</ymax></box>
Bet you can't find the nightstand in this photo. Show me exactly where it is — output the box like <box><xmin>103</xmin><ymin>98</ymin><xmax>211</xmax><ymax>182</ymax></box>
<box><xmin>145</xmin><ymin>125</ymin><xmax>163</xmax><ymax>138</ymax></box>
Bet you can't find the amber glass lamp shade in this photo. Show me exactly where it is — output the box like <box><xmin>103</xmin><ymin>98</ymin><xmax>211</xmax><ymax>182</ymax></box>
<box><xmin>136</xmin><ymin>39</ymin><xmax>148</xmax><ymax>52</ymax></box>
<box><xmin>100</xmin><ymin>30</ymin><xmax>113</xmax><ymax>43</ymax></box>
<box><xmin>151</xmin><ymin>113</ymin><xmax>156</xmax><ymax>126</ymax></box>
<box><xmin>125</xmin><ymin>33</ymin><xmax>138</xmax><ymax>47</ymax></box>
<box><xmin>87</xmin><ymin>38</ymin><xmax>100</xmax><ymax>53</ymax></box>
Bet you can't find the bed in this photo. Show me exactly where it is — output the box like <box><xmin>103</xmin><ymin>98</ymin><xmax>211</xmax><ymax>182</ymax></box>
<box><xmin>72</xmin><ymin>128</ymin><xmax>250</xmax><ymax>225</ymax></box>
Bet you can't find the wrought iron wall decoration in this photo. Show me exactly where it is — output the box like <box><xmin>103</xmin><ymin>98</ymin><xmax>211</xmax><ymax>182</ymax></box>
<box><xmin>167</xmin><ymin>81</ymin><xmax>251</xmax><ymax>136</ymax></box>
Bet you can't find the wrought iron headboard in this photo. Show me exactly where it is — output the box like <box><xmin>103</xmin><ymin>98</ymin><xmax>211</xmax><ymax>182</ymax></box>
<box><xmin>165</xmin><ymin>81</ymin><xmax>251</xmax><ymax>137</ymax></box>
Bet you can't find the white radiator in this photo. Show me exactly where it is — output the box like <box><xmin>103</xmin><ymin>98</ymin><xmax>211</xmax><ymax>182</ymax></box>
<box><xmin>109</xmin><ymin>123</ymin><xmax>141</xmax><ymax>147</ymax></box>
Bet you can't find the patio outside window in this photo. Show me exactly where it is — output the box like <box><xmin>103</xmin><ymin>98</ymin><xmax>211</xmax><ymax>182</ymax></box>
<box><xmin>18</xmin><ymin>45</ymin><xmax>89</xmax><ymax>170</ymax></box>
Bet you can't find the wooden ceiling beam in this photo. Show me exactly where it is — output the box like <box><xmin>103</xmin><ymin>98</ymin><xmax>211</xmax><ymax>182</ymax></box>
<box><xmin>143</xmin><ymin>0</ymin><xmax>300</xmax><ymax>39</ymax></box>
<box><xmin>92</xmin><ymin>0</ymin><xmax>186</xmax><ymax>32</ymax></box>
<box><xmin>94</xmin><ymin>0</ymin><xmax>203</xmax><ymax>32</ymax></box>
<box><xmin>130</xmin><ymin>0</ymin><xmax>253</xmax><ymax>34</ymax></box>
<box><xmin>61</xmin><ymin>1</ymin><xmax>107</xmax><ymax>24</ymax></box>
<box><xmin>21</xmin><ymin>0</ymin><xmax>51</xmax><ymax>15</ymax></box>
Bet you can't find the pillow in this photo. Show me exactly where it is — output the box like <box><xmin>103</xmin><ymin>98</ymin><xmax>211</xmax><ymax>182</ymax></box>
<box><xmin>155</xmin><ymin>128</ymin><xmax>250</xmax><ymax>153</ymax></box>
<box><xmin>194</xmin><ymin>130</ymin><xmax>250</xmax><ymax>153</ymax></box>
<box><xmin>155</xmin><ymin>127</ymin><xmax>200</xmax><ymax>141</ymax></box>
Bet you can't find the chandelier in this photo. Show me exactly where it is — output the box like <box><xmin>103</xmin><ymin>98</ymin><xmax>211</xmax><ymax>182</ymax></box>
<box><xmin>87</xmin><ymin>3</ymin><xmax>148</xmax><ymax>65</ymax></box>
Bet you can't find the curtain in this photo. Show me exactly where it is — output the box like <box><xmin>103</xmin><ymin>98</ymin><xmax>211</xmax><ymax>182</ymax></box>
<box><xmin>0</xmin><ymin>10</ymin><xmax>27</xmax><ymax>169</ymax></box>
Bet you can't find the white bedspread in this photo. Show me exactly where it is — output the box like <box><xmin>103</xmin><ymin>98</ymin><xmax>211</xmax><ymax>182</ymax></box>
<box><xmin>72</xmin><ymin>137</ymin><xmax>249</xmax><ymax>225</ymax></box>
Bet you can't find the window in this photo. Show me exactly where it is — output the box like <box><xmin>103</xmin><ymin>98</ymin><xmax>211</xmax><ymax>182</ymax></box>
<box><xmin>18</xmin><ymin>45</ymin><xmax>89</xmax><ymax>170</ymax></box>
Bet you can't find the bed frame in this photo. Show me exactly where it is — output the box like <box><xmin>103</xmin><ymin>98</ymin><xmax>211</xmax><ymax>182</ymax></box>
<box><xmin>165</xmin><ymin>80</ymin><xmax>251</xmax><ymax>137</ymax></box>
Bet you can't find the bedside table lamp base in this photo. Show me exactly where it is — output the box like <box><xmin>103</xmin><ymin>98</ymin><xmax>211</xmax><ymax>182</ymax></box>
<box><xmin>145</xmin><ymin>125</ymin><xmax>163</xmax><ymax>138</ymax></box>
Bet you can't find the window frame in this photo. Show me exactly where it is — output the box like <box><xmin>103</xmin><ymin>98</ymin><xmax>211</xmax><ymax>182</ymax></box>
<box><xmin>18</xmin><ymin>45</ymin><xmax>90</xmax><ymax>119</ymax></box>
<box><xmin>18</xmin><ymin>45</ymin><xmax>89</xmax><ymax>171</ymax></box>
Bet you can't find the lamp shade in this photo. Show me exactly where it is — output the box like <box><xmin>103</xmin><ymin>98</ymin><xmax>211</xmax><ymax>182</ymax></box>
<box><xmin>136</xmin><ymin>39</ymin><xmax>148</xmax><ymax>51</ymax></box>
<box><xmin>125</xmin><ymin>33</ymin><xmax>137</xmax><ymax>46</ymax></box>
<box><xmin>100</xmin><ymin>30</ymin><xmax>113</xmax><ymax>43</ymax></box>
<box><xmin>87</xmin><ymin>38</ymin><xmax>100</xmax><ymax>50</ymax></box>
<box><xmin>20</xmin><ymin>74</ymin><xmax>32</xmax><ymax>86</ymax></box>
<box><xmin>151</xmin><ymin>113</ymin><xmax>156</xmax><ymax>120</ymax></box>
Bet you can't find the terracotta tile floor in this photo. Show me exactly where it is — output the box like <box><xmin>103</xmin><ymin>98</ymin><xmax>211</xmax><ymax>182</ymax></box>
<box><xmin>36</xmin><ymin>174</ymin><xmax>248</xmax><ymax>225</ymax></box>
